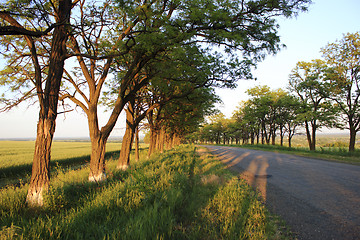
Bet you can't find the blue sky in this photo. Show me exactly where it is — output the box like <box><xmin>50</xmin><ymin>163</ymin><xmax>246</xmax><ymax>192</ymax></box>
<box><xmin>217</xmin><ymin>0</ymin><xmax>360</xmax><ymax>116</ymax></box>
<box><xmin>1</xmin><ymin>0</ymin><xmax>360</xmax><ymax>138</ymax></box>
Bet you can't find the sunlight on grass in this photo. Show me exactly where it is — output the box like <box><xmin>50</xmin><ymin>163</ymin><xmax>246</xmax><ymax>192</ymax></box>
<box><xmin>0</xmin><ymin>141</ymin><xmax>123</xmax><ymax>169</ymax></box>
<box><xmin>0</xmin><ymin>144</ymin><xmax>290</xmax><ymax>239</ymax></box>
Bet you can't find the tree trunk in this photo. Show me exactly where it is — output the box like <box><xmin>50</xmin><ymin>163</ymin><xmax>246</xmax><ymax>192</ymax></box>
<box><xmin>88</xmin><ymin>106</ymin><xmax>107</xmax><ymax>182</ymax></box>
<box><xmin>305</xmin><ymin>121</ymin><xmax>315</xmax><ymax>151</ymax></box>
<box><xmin>89</xmin><ymin>136</ymin><xmax>107</xmax><ymax>182</ymax></box>
<box><xmin>164</xmin><ymin>132</ymin><xmax>172</xmax><ymax>150</ymax></box>
<box><xmin>135</xmin><ymin>126</ymin><xmax>140</xmax><ymax>162</ymax></box>
<box><xmin>157</xmin><ymin>126</ymin><xmax>165</xmax><ymax>153</ymax></box>
<box><xmin>349</xmin><ymin>125</ymin><xmax>356</xmax><ymax>152</ymax></box>
<box><xmin>118</xmin><ymin>103</ymin><xmax>135</xmax><ymax>170</ymax></box>
<box><xmin>279</xmin><ymin>126</ymin><xmax>284</xmax><ymax>146</ymax></box>
<box><xmin>250</xmin><ymin>132</ymin><xmax>254</xmax><ymax>145</ymax></box>
<box><xmin>118</xmin><ymin>126</ymin><xmax>134</xmax><ymax>170</ymax></box>
<box><xmin>26</xmin><ymin>0</ymin><xmax>72</xmax><ymax>206</ymax></box>
<box><xmin>27</xmin><ymin>117</ymin><xmax>54</xmax><ymax>206</ymax></box>
<box><xmin>271</xmin><ymin>132</ymin><xmax>276</xmax><ymax>145</ymax></box>
<box><xmin>311</xmin><ymin>121</ymin><xmax>316</xmax><ymax>151</ymax></box>
<box><xmin>148</xmin><ymin>126</ymin><xmax>157</xmax><ymax>158</ymax></box>
<box><xmin>288</xmin><ymin>136</ymin><xmax>292</xmax><ymax>148</ymax></box>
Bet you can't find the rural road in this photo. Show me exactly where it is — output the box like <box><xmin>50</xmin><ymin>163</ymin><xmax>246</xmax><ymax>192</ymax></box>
<box><xmin>202</xmin><ymin>145</ymin><xmax>360</xmax><ymax>240</ymax></box>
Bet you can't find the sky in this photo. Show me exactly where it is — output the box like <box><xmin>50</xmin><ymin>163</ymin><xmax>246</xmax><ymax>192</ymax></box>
<box><xmin>0</xmin><ymin>0</ymin><xmax>360</xmax><ymax>139</ymax></box>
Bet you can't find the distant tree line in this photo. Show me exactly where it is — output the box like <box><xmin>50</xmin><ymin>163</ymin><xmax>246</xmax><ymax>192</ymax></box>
<box><xmin>190</xmin><ymin>32</ymin><xmax>360</xmax><ymax>152</ymax></box>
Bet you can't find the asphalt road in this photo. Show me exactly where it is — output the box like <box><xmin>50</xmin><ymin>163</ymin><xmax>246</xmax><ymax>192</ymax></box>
<box><xmin>202</xmin><ymin>145</ymin><xmax>360</xmax><ymax>240</ymax></box>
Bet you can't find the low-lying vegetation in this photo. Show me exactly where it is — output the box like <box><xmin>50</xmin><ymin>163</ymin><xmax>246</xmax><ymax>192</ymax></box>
<box><xmin>0</xmin><ymin>141</ymin><xmax>131</xmax><ymax>188</ymax></box>
<box><xmin>0</xmin><ymin>144</ymin><xmax>290</xmax><ymax>239</ymax></box>
<box><xmin>231</xmin><ymin>143</ymin><xmax>360</xmax><ymax>165</ymax></box>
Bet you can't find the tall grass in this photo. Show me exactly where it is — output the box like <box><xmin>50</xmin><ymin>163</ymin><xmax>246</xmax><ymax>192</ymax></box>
<box><xmin>0</xmin><ymin>145</ymin><xmax>289</xmax><ymax>239</ymax></box>
<box><xmin>0</xmin><ymin>141</ymin><xmax>142</xmax><ymax>187</ymax></box>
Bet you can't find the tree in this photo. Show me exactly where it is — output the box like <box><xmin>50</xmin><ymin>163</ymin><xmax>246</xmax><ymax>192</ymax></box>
<box><xmin>246</xmin><ymin>86</ymin><xmax>276</xmax><ymax>144</ymax></box>
<box><xmin>321</xmin><ymin>32</ymin><xmax>360</xmax><ymax>151</ymax></box>
<box><xmin>113</xmin><ymin>44</ymin><xmax>221</xmax><ymax>168</ymax></box>
<box><xmin>60</xmin><ymin>0</ymin><xmax>163</xmax><ymax>181</ymax></box>
<box><xmin>289</xmin><ymin>60</ymin><xmax>337</xmax><ymax>150</ymax></box>
<box><xmin>105</xmin><ymin>0</ymin><xmax>312</xmax><ymax>167</ymax></box>
<box><xmin>0</xmin><ymin>0</ymin><xmax>74</xmax><ymax>206</ymax></box>
<box><xmin>277</xmin><ymin>94</ymin><xmax>302</xmax><ymax>147</ymax></box>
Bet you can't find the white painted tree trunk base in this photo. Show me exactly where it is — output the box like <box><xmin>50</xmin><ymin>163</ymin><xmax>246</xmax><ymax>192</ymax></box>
<box><xmin>117</xmin><ymin>164</ymin><xmax>129</xmax><ymax>171</ymax></box>
<box><xmin>26</xmin><ymin>187</ymin><xmax>44</xmax><ymax>207</ymax></box>
<box><xmin>88</xmin><ymin>172</ymin><xmax>107</xmax><ymax>182</ymax></box>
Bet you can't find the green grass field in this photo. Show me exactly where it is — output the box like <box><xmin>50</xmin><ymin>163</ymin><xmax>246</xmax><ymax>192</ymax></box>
<box><xmin>228</xmin><ymin>134</ymin><xmax>360</xmax><ymax>165</ymax></box>
<box><xmin>0</xmin><ymin>141</ymin><xmax>121</xmax><ymax>168</ymax></box>
<box><xmin>0</xmin><ymin>143</ymin><xmax>291</xmax><ymax>239</ymax></box>
<box><xmin>0</xmin><ymin>141</ymin><xmax>126</xmax><ymax>188</ymax></box>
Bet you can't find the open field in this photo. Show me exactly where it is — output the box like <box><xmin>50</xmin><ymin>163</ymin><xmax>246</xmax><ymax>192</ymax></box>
<box><xmin>288</xmin><ymin>133</ymin><xmax>356</xmax><ymax>149</ymax></box>
<box><xmin>0</xmin><ymin>141</ymin><xmax>142</xmax><ymax>188</ymax></box>
<box><xmin>0</xmin><ymin>144</ymin><xmax>290</xmax><ymax>239</ymax></box>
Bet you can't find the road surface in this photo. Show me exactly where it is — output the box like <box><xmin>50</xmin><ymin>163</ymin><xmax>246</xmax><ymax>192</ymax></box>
<box><xmin>202</xmin><ymin>145</ymin><xmax>360</xmax><ymax>240</ymax></box>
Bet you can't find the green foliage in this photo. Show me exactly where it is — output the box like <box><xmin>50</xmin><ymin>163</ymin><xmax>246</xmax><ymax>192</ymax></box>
<box><xmin>0</xmin><ymin>144</ymin><xmax>288</xmax><ymax>239</ymax></box>
<box><xmin>321</xmin><ymin>32</ymin><xmax>360</xmax><ymax>150</ymax></box>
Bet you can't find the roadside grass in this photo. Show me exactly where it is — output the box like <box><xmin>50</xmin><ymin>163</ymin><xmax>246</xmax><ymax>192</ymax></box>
<box><xmin>0</xmin><ymin>144</ymin><xmax>291</xmax><ymax>239</ymax></box>
<box><xmin>0</xmin><ymin>141</ymin><xmax>146</xmax><ymax>188</ymax></box>
<box><xmin>230</xmin><ymin>144</ymin><xmax>360</xmax><ymax>165</ymax></box>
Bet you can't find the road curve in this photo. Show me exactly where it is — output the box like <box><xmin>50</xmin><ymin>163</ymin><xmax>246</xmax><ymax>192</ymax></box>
<box><xmin>202</xmin><ymin>145</ymin><xmax>360</xmax><ymax>240</ymax></box>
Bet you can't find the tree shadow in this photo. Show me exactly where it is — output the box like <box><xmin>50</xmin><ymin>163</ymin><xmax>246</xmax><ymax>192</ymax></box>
<box><xmin>0</xmin><ymin>150</ymin><xmax>120</xmax><ymax>188</ymax></box>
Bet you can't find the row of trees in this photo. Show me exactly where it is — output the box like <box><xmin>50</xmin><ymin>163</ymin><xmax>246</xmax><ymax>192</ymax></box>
<box><xmin>0</xmin><ymin>0</ymin><xmax>311</xmax><ymax>206</ymax></box>
<box><xmin>192</xmin><ymin>32</ymin><xmax>360</xmax><ymax>152</ymax></box>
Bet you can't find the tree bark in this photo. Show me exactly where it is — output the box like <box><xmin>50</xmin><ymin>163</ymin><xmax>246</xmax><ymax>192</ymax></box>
<box><xmin>311</xmin><ymin>122</ymin><xmax>316</xmax><ymax>151</ymax></box>
<box><xmin>87</xmin><ymin>104</ymin><xmax>108</xmax><ymax>182</ymax></box>
<box><xmin>148</xmin><ymin>125</ymin><xmax>157</xmax><ymax>158</ymax></box>
<box><xmin>118</xmin><ymin>102</ymin><xmax>135</xmax><ymax>170</ymax></box>
<box><xmin>135</xmin><ymin>126</ymin><xmax>140</xmax><ymax>162</ymax></box>
<box><xmin>27</xmin><ymin>117</ymin><xmax>54</xmax><ymax>206</ymax></box>
<box><xmin>305</xmin><ymin>121</ymin><xmax>316</xmax><ymax>151</ymax></box>
<box><xmin>89</xmin><ymin>135</ymin><xmax>107</xmax><ymax>182</ymax></box>
<box><xmin>26</xmin><ymin>0</ymin><xmax>72</xmax><ymax>206</ymax></box>
<box><xmin>271</xmin><ymin>132</ymin><xmax>276</xmax><ymax>145</ymax></box>
<box><xmin>349</xmin><ymin>126</ymin><xmax>356</xmax><ymax>152</ymax></box>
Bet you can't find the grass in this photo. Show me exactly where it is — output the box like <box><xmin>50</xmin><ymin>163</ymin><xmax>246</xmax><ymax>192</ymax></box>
<box><xmin>228</xmin><ymin>143</ymin><xmax>360</xmax><ymax>165</ymax></box>
<box><xmin>0</xmin><ymin>141</ymin><xmax>145</xmax><ymax>188</ymax></box>
<box><xmin>0</xmin><ymin>144</ymin><xmax>291</xmax><ymax>239</ymax></box>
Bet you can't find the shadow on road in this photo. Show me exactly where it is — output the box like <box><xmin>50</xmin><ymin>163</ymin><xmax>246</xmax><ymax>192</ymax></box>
<box><xmin>201</xmin><ymin>145</ymin><xmax>360</xmax><ymax>240</ymax></box>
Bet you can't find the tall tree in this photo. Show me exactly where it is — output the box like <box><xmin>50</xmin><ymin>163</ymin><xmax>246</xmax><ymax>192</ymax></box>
<box><xmin>60</xmin><ymin>0</ymin><xmax>159</xmax><ymax>181</ymax></box>
<box><xmin>321</xmin><ymin>32</ymin><xmax>360</xmax><ymax>151</ymax></box>
<box><xmin>0</xmin><ymin>0</ymin><xmax>74</xmax><ymax>206</ymax></box>
<box><xmin>289</xmin><ymin>60</ymin><xmax>336</xmax><ymax>150</ymax></box>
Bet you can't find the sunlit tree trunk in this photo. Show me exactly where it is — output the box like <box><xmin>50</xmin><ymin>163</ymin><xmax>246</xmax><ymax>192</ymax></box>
<box><xmin>88</xmin><ymin>107</ymin><xmax>107</xmax><ymax>182</ymax></box>
<box><xmin>271</xmin><ymin>131</ymin><xmax>276</xmax><ymax>145</ymax></box>
<box><xmin>148</xmin><ymin>126</ymin><xmax>158</xmax><ymax>158</ymax></box>
<box><xmin>118</xmin><ymin>101</ymin><xmax>135</xmax><ymax>170</ymax></box>
<box><xmin>134</xmin><ymin>126</ymin><xmax>140</xmax><ymax>162</ymax></box>
<box><xmin>26</xmin><ymin>0</ymin><xmax>72</xmax><ymax>206</ymax></box>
